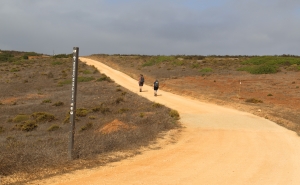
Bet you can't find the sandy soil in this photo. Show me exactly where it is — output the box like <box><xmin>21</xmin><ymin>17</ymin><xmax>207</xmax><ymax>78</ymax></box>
<box><xmin>30</xmin><ymin>58</ymin><xmax>300</xmax><ymax>185</ymax></box>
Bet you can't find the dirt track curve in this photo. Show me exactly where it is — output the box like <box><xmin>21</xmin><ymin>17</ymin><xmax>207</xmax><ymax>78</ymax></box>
<box><xmin>33</xmin><ymin>57</ymin><xmax>300</xmax><ymax>185</ymax></box>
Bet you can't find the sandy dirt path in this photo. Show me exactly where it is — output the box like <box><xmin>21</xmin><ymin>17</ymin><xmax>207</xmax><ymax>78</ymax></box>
<box><xmin>33</xmin><ymin>57</ymin><xmax>300</xmax><ymax>185</ymax></box>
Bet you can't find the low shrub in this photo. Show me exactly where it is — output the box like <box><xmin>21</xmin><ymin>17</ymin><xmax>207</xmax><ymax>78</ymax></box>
<box><xmin>42</xmin><ymin>99</ymin><xmax>52</xmax><ymax>104</ymax></box>
<box><xmin>76</xmin><ymin>108</ymin><xmax>89</xmax><ymax>117</ymax></box>
<box><xmin>191</xmin><ymin>63</ymin><xmax>199</xmax><ymax>68</ymax></box>
<box><xmin>52</xmin><ymin>101</ymin><xmax>64</xmax><ymax>106</ymax></box>
<box><xmin>142</xmin><ymin>56</ymin><xmax>175</xmax><ymax>67</ymax></box>
<box><xmin>199</xmin><ymin>68</ymin><xmax>213</xmax><ymax>73</ymax></box>
<box><xmin>78</xmin><ymin>76</ymin><xmax>95</xmax><ymax>82</ymax></box>
<box><xmin>0</xmin><ymin>126</ymin><xmax>4</xmax><ymax>133</ymax></box>
<box><xmin>140</xmin><ymin>112</ymin><xmax>145</xmax><ymax>118</ymax></box>
<box><xmin>47</xmin><ymin>124</ymin><xmax>60</xmax><ymax>131</ymax></box>
<box><xmin>97</xmin><ymin>74</ymin><xmax>113</xmax><ymax>82</ymax></box>
<box><xmin>80</xmin><ymin>122</ymin><xmax>93</xmax><ymax>132</ymax></box>
<box><xmin>32</xmin><ymin>112</ymin><xmax>55</xmax><ymax>122</ymax></box>
<box><xmin>115</xmin><ymin>97</ymin><xmax>124</xmax><ymax>104</ymax></box>
<box><xmin>13</xmin><ymin>114</ymin><xmax>29</xmax><ymax>123</ymax></box>
<box><xmin>21</xmin><ymin>120</ymin><xmax>38</xmax><ymax>131</ymax></box>
<box><xmin>152</xmin><ymin>103</ymin><xmax>163</xmax><ymax>108</ymax></box>
<box><xmin>83</xmin><ymin>70</ymin><xmax>92</xmax><ymax>74</ymax></box>
<box><xmin>118</xmin><ymin>108</ymin><xmax>129</xmax><ymax>113</ymax></box>
<box><xmin>92</xmin><ymin>104</ymin><xmax>110</xmax><ymax>114</ymax></box>
<box><xmin>245</xmin><ymin>98</ymin><xmax>263</xmax><ymax>103</ymax></box>
<box><xmin>239</xmin><ymin>65</ymin><xmax>278</xmax><ymax>74</ymax></box>
<box><xmin>169</xmin><ymin>109</ymin><xmax>180</xmax><ymax>120</ymax></box>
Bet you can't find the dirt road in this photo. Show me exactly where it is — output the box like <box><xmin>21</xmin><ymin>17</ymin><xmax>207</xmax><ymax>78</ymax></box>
<box><xmin>33</xmin><ymin>57</ymin><xmax>300</xmax><ymax>185</ymax></box>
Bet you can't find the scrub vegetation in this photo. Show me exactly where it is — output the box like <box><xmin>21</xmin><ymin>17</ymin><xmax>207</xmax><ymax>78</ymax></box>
<box><xmin>0</xmin><ymin>50</ymin><xmax>180</xmax><ymax>185</ymax></box>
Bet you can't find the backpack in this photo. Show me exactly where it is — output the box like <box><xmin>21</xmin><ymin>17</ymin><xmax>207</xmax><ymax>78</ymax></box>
<box><xmin>140</xmin><ymin>76</ymin><xmax>144</xmax><ymax>83</ymax></box>
<box><xmin>154</xmin><ymin>81</ymin><xmax>159</xmax><ymax>88</ymax></box>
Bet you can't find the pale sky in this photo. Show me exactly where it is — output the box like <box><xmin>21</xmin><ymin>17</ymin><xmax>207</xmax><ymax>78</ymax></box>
<box><xmin>0</xmin><ymin>0</ymin><xmax>299</xmax><ymax>56</ymax></box>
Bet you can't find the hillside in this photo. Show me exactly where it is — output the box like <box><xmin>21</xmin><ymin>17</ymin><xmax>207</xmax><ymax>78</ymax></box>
<box><xmin>87</xmin><ymin>54</ymin><xmax>300</xmax><ymax>134</ymax></box>
<box><xmin>0</xmin><ymin>51</ymin><xmax>180</xmax><ymax>184</ymax></box>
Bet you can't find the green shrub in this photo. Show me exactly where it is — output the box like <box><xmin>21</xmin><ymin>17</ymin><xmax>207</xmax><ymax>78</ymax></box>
<box><xmin>191</xmin><ymin>63</ymin><xmax>199</xmax><ymax>68</ymax></box>
<box><xmin>80</xmin><ymin>122</ymin><xmax>93</xmax><ymax>132</ymax></box>
<box><xmin>115</xmin><ymin>97</ymin><xmax>124</xmax><ymax>104</ymax></box>
<box><xmin>238</xmin><ymin>65</ymin><xmax>278</xmax><ymax>74</ymax></box>
<box><xmin>92</xmin><ymin>105</ymin><xmax>110</xmax><ymax>114</ymax></box>
<box><xmin>0</xmin><ymin>53</ymin><xmax>14</xmax><ymax>62</ymax></box>
<box><xmin>42</xmin><ymin>99</ymin><xmax>52</xmax><ymax>104</ymax></box>
<box><xmin>199</xmin><ymin>68</ymin><xmax>212</xmax><ymax>73</ymax></box>
<box><xmin>88</xmin><ymin>116</ymin><xmax>96</xmax><ymax>120</ymax></box>
<box><xmin>32</xmin><ymin>112</ymin><xmax>55</xmax><ymax>122</ymax></box>
<box><xmin>52</xmin><ymin>101</ymin><xmax>64</xmax><ymax>106</ymax></box>
<box><xmin>242</xmin><ymin>56</ymin><xmax>300</xmax><ymax>66</ymax></box>
<box><xmin>53</xmin><ymin>54</ymin><xmax>72</xmax><ymax>58</ymax></box>
<box><xmin>63</xmin><ymin>113</ymin><xmax>70</xmax><ymax>124</ymax></box>
<box><xmin>245</xmin><ymin>98</ymin><xmax>263</xmax><ymax>103</ymax></box>
<box><xmin>172</xmin><ymin>60</ymin><xmax>184</xmax><ymax>66</ymax></box>
<box><xmin>21</xmin><ymin>120</ymin><xmax>38</xmax><ymax>131</ymax></box>
<box><xmin>10</xmin><ymin>68</ymin><xmax>20</xmax><ymax>72</ymax></box>
<box><xmin>76</xmin><ymin>108</ymin><xmax>89</xmax><ymax>117</ymax></box>
<box><xmin>58</xmin><ymin>79</ymin><xmax>72</xmax><ymax>85</ymax></box>
<box><xmin>152</xmin><ymin>103</ymin><xmax>163</xmax><ymax>108</ymax></box>
<box><xmin>97</xmin><ymin>74</ymin><xmax>113</xmax><ymax>82</ymax></box>
<box><xmin>13</xmin><ymin>114</ymin><xmax>30</xmax><ymax>123</ymax></box>
<box><xmin>118</xmin><ymin>108</ymin><xmax>129</xmax><ymax>113</ymax></box>
<box><xmin>47</xmin><ymin>124</ymin><xmax>60</xmax><ymax>131</ymax></box>
<box><xmin>0</xmin><ymin>126</ymin><xmax>4</xmax><ymax>133</ymax></box>
<box><xmin>83</xmin><ymin>70</ymin><xmax>92</xmax><ymax>74</ymax></box>
<box><xmin>78</xmin><ymin>76</ymin><xmax>95</xmax><ymax>82</ymax></box>
<box><xmin>169</xmin><ymin>109</ymin><xmax>180</xmax><ymax>120</ymax></box>
<box><xmin>142</xmin><ymin>56</ymin><xmax>175</xmax><ymax>67</ymax></box>
<box><xmin>140</xmin><ymin>112</ymin><xmax>145</xmax><ymax>118</ymax></box>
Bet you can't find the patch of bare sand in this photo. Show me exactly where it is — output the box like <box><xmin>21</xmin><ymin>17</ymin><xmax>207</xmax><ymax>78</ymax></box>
<box><xmin>97</xmin><ymin>119</ymin><xmax>135</xmax><ymax>134</ymax></box>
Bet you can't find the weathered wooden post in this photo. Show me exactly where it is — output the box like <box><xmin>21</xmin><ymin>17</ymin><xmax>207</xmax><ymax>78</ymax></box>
<box><xmin>69</xmin><ymin>47</ymin><xmax>79</xmax><ymax>160</ymax></box>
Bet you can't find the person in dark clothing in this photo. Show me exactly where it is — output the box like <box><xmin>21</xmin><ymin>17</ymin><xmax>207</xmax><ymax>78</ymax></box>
<box><xmin>153</xmin><ymin>79</ymin><xmax>159</xmax><ymax>96</ymax></box>
<box><xmin>139</xmin><ymin>74</ymin><xmax>144</xmax><ymax>92</ymax></box>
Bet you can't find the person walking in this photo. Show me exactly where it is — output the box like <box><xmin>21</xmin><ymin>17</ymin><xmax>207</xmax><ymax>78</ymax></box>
<box><xmin>139</xmin><ymin>74</ymin><xmax>144</xmax><ymax>92</ymax></box>
<box><xmin>153</xmin><ymin>79</ymin><xmax>159</xmax><ymax>96</ymax></box>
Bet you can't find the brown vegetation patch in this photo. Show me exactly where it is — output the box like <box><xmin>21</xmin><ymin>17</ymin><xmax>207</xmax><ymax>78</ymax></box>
<box><xmin>1</xmin><ymin>93</ymin><xmax>46</xmax><ymax>104</ymax></box>
<box><xmin>98</xmin><ymin>119</ymin><xmax>136</xmax><ymax>134</ymax></box>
